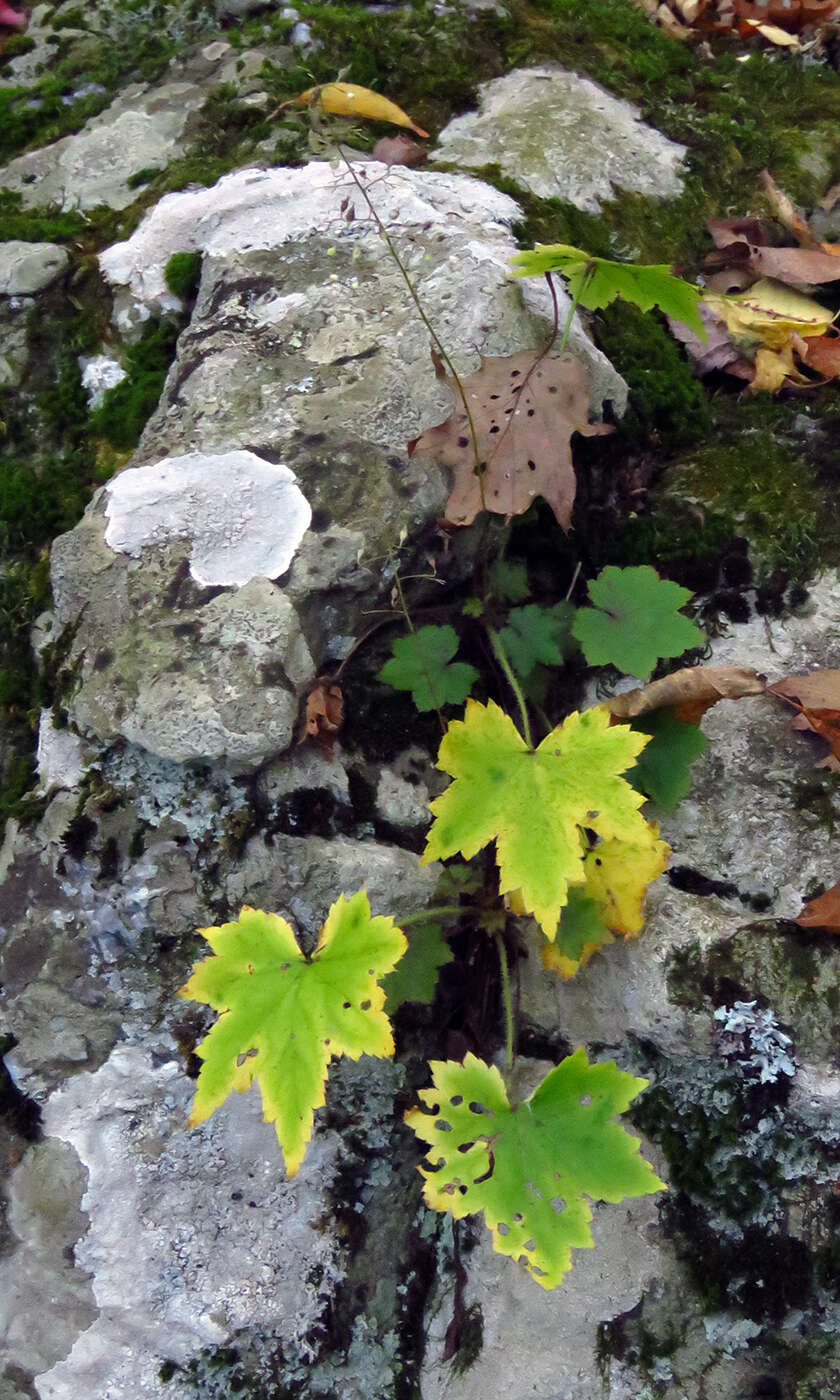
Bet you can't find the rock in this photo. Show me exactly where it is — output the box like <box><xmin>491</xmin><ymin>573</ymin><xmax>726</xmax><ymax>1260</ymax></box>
<box><xmin>49</xmin><ymin>161</ymin><xmax>624</xmax><ymax>769</ymax></box>
<box><xmin>0</xmin><ymin>77</ymin><xmax>208</xmax><ymax>211</ymax></box>
<box><xmin>35</xmin><ymin>712</ymin><xmax>89</xmax><ymax>791</ymax></box>
<box><xmin>431</xmin><ymin>65</ymin><xmax>687</xmax><ymax>211</ymax></box>
<box><xmin>78</xmin><ymin>353</ymin><xmax>128</xmax><ymax>409</ymax></box>
<box><xmin>28</xmin><ymin>1046</ymin><xmax>345</xmax><ymax>1400</ymax></box>
<box><xmin>0</xmin><ymin>241</ymin><xmax>68</xmax><ymax>295</ymax></box>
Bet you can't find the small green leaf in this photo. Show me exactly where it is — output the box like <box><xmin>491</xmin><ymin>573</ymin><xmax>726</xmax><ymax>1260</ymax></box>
<box><xmin>554</xmin><ymin>885</ymin><xmax>611</xmax><ymax>961</ymax></box>
<box><xmin>179</xmin><ymin>892</ymin><xmax>406</xmax><ymax>1176</ymax></box>
<box><xmin>378</xmin><ymin>625</ymin><xmax>478</xmax><ymax>711</ymax></box>
<box><xmin>406</xmin><ymin>1049</ymin><xmax>664</xmax><ymax>1289</ymax></box>
<box><xmin>383</xmin><ymin>921</ymin><xmax>453</xmax><ymax>1012</ymax></box>
<box><xmin>509</xmin><ymin>243</ymin><xmax>705</xmax><ymax>339</ymax></box>
<box><xmin>628</xmin><ymin>710</ymin><xmax>708</xmax><ymax>812</ymax></box>
<box><xmin>498</xmin><ymin>602</ymin><xmax>575</xmax><ymax>678</ymax></box>
<box><xmin>489</xmin><ymin>559</ymin><xmax>530</xmax><ymax>603</ymax></box>
<box><xmin>462</xmin><ymin>597</ymin><xmax>484</xmax><ymax>619</ymax></box>
<box><xmin>572</xmin><ymin>565</ymin><xmax>705</xmax><ymax>679</ymax></box>
<box><xmin>422</xmin><ymin>699</ymin><xmax>652</xmax><ymax>937</ymax></box>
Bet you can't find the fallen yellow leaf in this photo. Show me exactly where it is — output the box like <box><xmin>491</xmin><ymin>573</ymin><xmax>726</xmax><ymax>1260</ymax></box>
<box><xmin>295</xmin><ymin>82</ymin><xmax>429</xmax><ymax>137</ymax></box>
<box><xmin>702</xmin><ymin>278</ymin><xmax>835</xmax><ymax>352</ymax></box>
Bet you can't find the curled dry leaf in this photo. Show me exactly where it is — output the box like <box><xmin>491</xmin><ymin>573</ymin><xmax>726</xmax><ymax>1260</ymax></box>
<box><xmin>299</xmin><ymin>676</ymin><xmax>344</xmax><ymax>756</ymax></box>
<box><xmin>796</xmin><ymin>882</ymin><xmax>840</xmax><ymax>933</ymax></box>
<box><xmin>606</xmin><ymin>665</ymin><xmax>766</xmax><ymax>724</ymax></box>
<box><xmin>409</xmin><ymin>351</ymin><xmax>610</xmax><ymax>529</ymax></box>
<box><xmin>294</xmin><ymin>83</ymin><xmax>429</xmax><ymax>138</ymax></box>
<box><xmin>768</xmin><ymin>670</ymin><xmax>840</xmax><ymax>768</ymax></box>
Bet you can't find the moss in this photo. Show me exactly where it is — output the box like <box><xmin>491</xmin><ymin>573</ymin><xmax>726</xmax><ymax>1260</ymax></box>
<box><xmin>164</xmin><ymin>250</ymin><xmax>203</xmax><ymax>302</ymax></box>
<box><xmin>594</xmin><ymin>301</ymin><xmax>713</xmax><ymax>452</ymax></box>
<box><xmin>451</xmin><ymin>1304</ymin><xmax>484</xmax><ymax>1376</ymax></box>
<box><xmin>786</xmin><ymin>773</ymin><xmax>840</xmax><ymax>837</ymax></box>
<box><xmin>90</xmin><ymin>319</ymin><xmax>181</xmax><ymax>451</ymax></box>
<box><xmin>0</xmin><ymin>32</ymin><xmax>35</xmax><ymax>67</ymax></box>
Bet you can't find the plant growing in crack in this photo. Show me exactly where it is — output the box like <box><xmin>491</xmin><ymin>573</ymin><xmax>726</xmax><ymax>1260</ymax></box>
<box><xmin>175</xmin><ymin>85</ymin><xmax>763</xmax><ymax>1292</ymax></box>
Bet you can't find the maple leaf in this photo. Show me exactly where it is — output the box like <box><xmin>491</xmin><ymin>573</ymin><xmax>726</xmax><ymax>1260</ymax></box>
<box><xmin>627</xmin><ymin>710</ymin><xmax>709</xmax><ymax>811</ymax></box>
<box><xmin>405</xmin><ymin>1049</ymin><xmax>664</xmax><ymax>1289</ymax></box>
<box><xmin>509</xmin><ymin>243</ymin><xmax>705</xmax><ymax>338</ymax></box>
<box><xmin>179</xmin><ymin>892</ymin><xmax>406</xmax><ymax>1176</ymax></box>
<box><xmin>383</xmin><ymin>920</ymin><xmax>453</xmax><ymax>1011</ymax></box>
<box><xmin>573</xmin><ymin>565</ymin><xmax>705</xmax><ymax>679</ymax></box>
<box><xmin>421</xmin><ymin>700</ymin><xmax>652</xmax><ymax>937</ymax></box>
<box><xmin>702</xmin><ymin>279</ymin><xmax>834</xmax><ymax>353</ymax></box>
<box><xmin>769</xmin><ymin>670</ymin><xmax>840</xmax><ymax>769</ymax></box>
<box><xmin>409</xmin><ymin>351</ymin><xmax>610</xmax><ymax>529</ymax></box>
<box><xmin>541</xmin><ymin>886</ymin><xmax>613</xmax><ymax>980</ymax></box>
<box><xmin>378</xmin><ymin>625</ymin><xmax>477</xmax><ymax>711</ymax></box>
<box><xmin>497</xmin><ymin>602</ymin><xmax>575</xmax><ymax>678</ymax></box>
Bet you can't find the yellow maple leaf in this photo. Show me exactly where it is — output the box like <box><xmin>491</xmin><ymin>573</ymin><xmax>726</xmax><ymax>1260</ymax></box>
<box><xmin>541</xmin><ymin>935</ymin><xmax>612</xmax><ymax>980</ymax></box>
<box><xmin>582</xmin><ymin>827</ymin><xmax>671</xmax><ymax>937</ymax></box>
<box><xmin>294</xmin><ymin>82</ymin><xmax>429</xmax><ymax>137</ymax></box>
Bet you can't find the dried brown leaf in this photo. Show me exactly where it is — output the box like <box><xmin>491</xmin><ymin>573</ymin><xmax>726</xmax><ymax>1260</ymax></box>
<box><xmin>606</xmin><ymin>665</ymin><xmax>766</xmax><ymax>724</ymax></box>
<box><xmin>298</xmin><ymin>676</ymin><xmax>344</xmax><ymax>756</ymax></box>
<box><xmin>768</xmin><ymin>670</ymin><xmax>840</xmax><ymax>710</ymax></box>
<box><xmin>760</xmin><ymin>170</ymin><xmax>822</xmax><ymax>249</ymax></box>
<box><xmin>796</xmin><ymin>881</ymin><xmax>840</xmax><ymax>933</ymax></box>
<box><xmin>801</xmin><ymin>330</ymin><xmax>840</xmax><ymax>379</ymax></box>
<box><xmin>409</xmin><ymin>352</ymin><xmax>610</xmax><ymax>529</ymax></box>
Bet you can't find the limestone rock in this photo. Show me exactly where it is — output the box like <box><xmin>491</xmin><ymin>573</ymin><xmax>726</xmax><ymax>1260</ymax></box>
<box><xmin>432</xmin><ymin>66</ymin><xmax>687</xmax><ymax>211</ymax></box>
<box><xmin>0</xmin><ymin>78</ymin><xmax>208</xmax><ymax>211</ymax></box>
<box><xmin>0</xmin><ymin>241</ymin><xmax>68</xmax><ymax>296</ymax></box>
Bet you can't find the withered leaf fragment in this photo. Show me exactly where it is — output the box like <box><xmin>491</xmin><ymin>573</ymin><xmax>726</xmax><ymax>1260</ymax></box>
<box><xmin>299</xmin><ymin>676</ymin><xmax>344</xmax><ymax>756</ymax></box>
<box><xmin>796</xmin><ymin>882</ymin><xmax>840</xmax><ymax>933</ymax></box>
<box><xmin>768</xmin><ymin>671</ymin><xmax>840</xmax><ymax>768</ymax></box>
<box><xmin>409</xmin><ymin>352</ymin><xmax>610</xmax><ymax>529</ymax></box>
<box><xmin>606</xmin><ymin>665</ymin><xmax>766</xmax><ymax>724</ymax></box>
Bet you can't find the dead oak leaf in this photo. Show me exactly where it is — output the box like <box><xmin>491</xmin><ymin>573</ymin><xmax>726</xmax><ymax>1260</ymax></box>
<box><xmin>298</xmin><ymin>676</ymin><xmax>344</xmax><ymax>756</ymax></box>
<box><xmin>409</xmin><ymin>352</ymin><xmax>610</xmax><ymax>529</ymax></box>
<box><xmin>796</xmin><ymin>882</ymin><xmax>840</xmax><ymax>933</ymax></box>
<box><xmin>606</xmin><ymin>664</ymin><xmax>766</xmax><ymax>724</ymax></box>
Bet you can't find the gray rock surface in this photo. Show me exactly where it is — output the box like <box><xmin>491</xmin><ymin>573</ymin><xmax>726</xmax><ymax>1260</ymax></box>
<box><xmin>0</xmin><ymin>78</ymin><xmax>207</xmax><ymax>211</ymax></box>
<box><xmin>432</xmin><ymin>66</ymin><xmax>687</xmax><ymax>210</ymax></box>
<box><xmin>50</xmin><ymin>161</ymin><xmax>624</xmax><ymax>769</ymax></box>
<box><xmin>0</xmin><ymin>242</ymin><xmax>68</xmax><ymax>296</ymax></box>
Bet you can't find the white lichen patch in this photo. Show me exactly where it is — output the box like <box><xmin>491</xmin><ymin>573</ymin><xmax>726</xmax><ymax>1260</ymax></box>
<box><xmin>104</xmin><ymin>449</ymin><xmax>312</xmax><ymax>586</ymax></box>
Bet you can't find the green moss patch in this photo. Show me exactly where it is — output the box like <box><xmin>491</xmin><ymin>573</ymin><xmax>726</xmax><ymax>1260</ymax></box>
<box><xmin>90</xmin><ymin>319</ymin><xmax>181</xmax><ymax>451</ymax></box>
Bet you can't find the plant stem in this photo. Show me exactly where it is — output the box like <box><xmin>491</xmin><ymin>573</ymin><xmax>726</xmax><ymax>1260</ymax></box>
<box><xmin>494</xmin><ymin>930</ymin><xmax>515</xmax><ymax>1088</ymax></box>
<box><xmin>488</xmin><ymin>626</ymin><xmax>533</xmax><ymax>748</ymax></box>
<box><xmin>336</xmin><ymin>147</ymin><xmax>487</xmax><ymax>514</ymax></box>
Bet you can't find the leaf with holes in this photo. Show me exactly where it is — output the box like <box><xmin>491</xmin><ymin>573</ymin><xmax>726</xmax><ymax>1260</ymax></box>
<box><xmin>421</xmin><ymin>699</ymin><xmax>652</xmax><ymax>937</ymax></box>
<box><xmin>627</xmin><ymin>710</ymin><xmax>709</xmax><ymax>812</ymax></box>
<box><xmin>573</xmin><ymin>566</ymin><xmax>705</xmax><ymax>679</ymax></box>
<box><xmin>498</xmin><ymin>602</ymin><xmax>576</xmax><ymax>679</ymax></box>
<box><xmin>510</xmin><ymin>244</ymin><xmax>705</xmax><ymax>338</ymax></box>
<box><xmin>409</xmin><ymin>351</ymin><xmax>610</xmax><ymax>529</ymax></box>
<box><xmin>178</xmin><ymin>892</ymin><xmax>406</xmax><ymax>1176</ymax></box>
<box><xmin>405</xmin><ymin>1050</ymin><xmax>664</xmax><ymax>1289</ymax></box>
<box><xmin>378</xmin><ymin>625</ymin><xmax>478</xmax><ymax>711</ymax></box>
<box><xmin>383</xmin><ymin>920</ymin><xmax>453</xmax><ymax>1012</ymax></box>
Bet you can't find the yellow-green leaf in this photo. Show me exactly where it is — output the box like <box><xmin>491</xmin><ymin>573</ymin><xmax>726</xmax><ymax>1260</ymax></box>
<box><xmin>421</xmin><ymin>700</ymin><xmax>652</xmax><ymax>937</ymax></box>
<box><xmin>179</xmin><ymin>892</ymin><xmax>406</xmax><ymax>1176</ymax></box>
<box><xmin>295</xmin><ymin>82</ymin><xmax>429</xmax><ymax>137</ymax></box>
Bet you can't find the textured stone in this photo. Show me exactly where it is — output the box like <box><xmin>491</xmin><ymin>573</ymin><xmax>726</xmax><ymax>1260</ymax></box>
<box><xmin>432</xmin><ymin>66</ymin><xmax>687</xmax><ymax>211</ymax></box>
<box><xmin>0</xmin><ymin>242</ymin><xmax>68</xmax><ymax>296</ymax></box>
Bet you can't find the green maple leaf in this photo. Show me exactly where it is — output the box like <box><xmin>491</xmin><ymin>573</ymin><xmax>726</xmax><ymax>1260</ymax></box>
<box><xmin>554</xmin><ymin>884</ymin><xmax>612</xmax><ymax>961</ymax></box>
<box><xmin>406</xmin><ymin>1049</ymin><xmax>664</xmax><ymax>1289</ymax></box>
<box><xmin>628</xmin><ymin>710</ymin><xmax>708</xmax><ymax>812</ymax></box>
<box><xmin>489</xmin><ymin>558</ymin><xmax>530</xmax><ymax>603</ymax></box>
<box><xmin>378</xmin><ymin>625</ymin><xmax>478</xmax><ymax>711</ymax></box>
<box><xmin>572</xmin><ymin>566</ymin><xmax>705</xmax><ymax>679</ymax></box>
<box><xmin>179</xmin><ymin>892</ymin><xmax>406</xmax><ymax>1176</ymax></box>
<box><xmin>421</xmin><ymin>699</ymin><xmax>651</xmax><ymax>937</ymax></box>
<box><xmin>383</xmin><ymin>920</ymin><xmax>453</xmax><ymax>1012</ymax></box>
<box><xmin>498</xmin><ymin>602</ymin><xmax>576</xmax><ymax>678</ymax></box>
<box><xmin>509</xmin><ymin>243</ymin><xmax>705</xmax><ymax>339</ymax></box>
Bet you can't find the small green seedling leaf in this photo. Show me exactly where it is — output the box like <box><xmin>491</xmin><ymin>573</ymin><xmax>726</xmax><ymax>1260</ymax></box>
<box><xmin>378</xmin><ymin>625</ymin><xmax>478</xmax><ymax>711</ymax></box>
<box><xmin>572</xmin><ymin>565</ymin><xmax>705</xmax><ymax>680</ymax></box>
<box><xmin>179</xmin><ymin>892</ymin><xmax>406</xmax><ymax>1176</ymax></box>
<box><xmin>422</xmin><ymin>699</ymin><xmax>652</xmax><ymax>937</ymax></box>
<box><xmin>628</xmin><ymin>710</ymin><xmax>708</xmax><ymax>812</ymax></box>
<box><xmin>406</xmin><ymin>1049</ymin><xmax>664</xmax><ymax>1289</ymax></box>
<box><xmin>509</xmin><ymin>243</ymin><xmax>705</xmax><ymax>339</ymax></box>
<box><xmin>383</xmin><ymin>920</ymin><xmax>453</xmax><ymax>1012</ymax></box>
<box><xmin>489</xmin><ymin>558</ymin><xmax>530</xmax><ymax>603</ymax></box>
<box><xmin>498</xmin><ymin>602</ymin><xmax>576</xmax><ymax>678</ymax></box>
